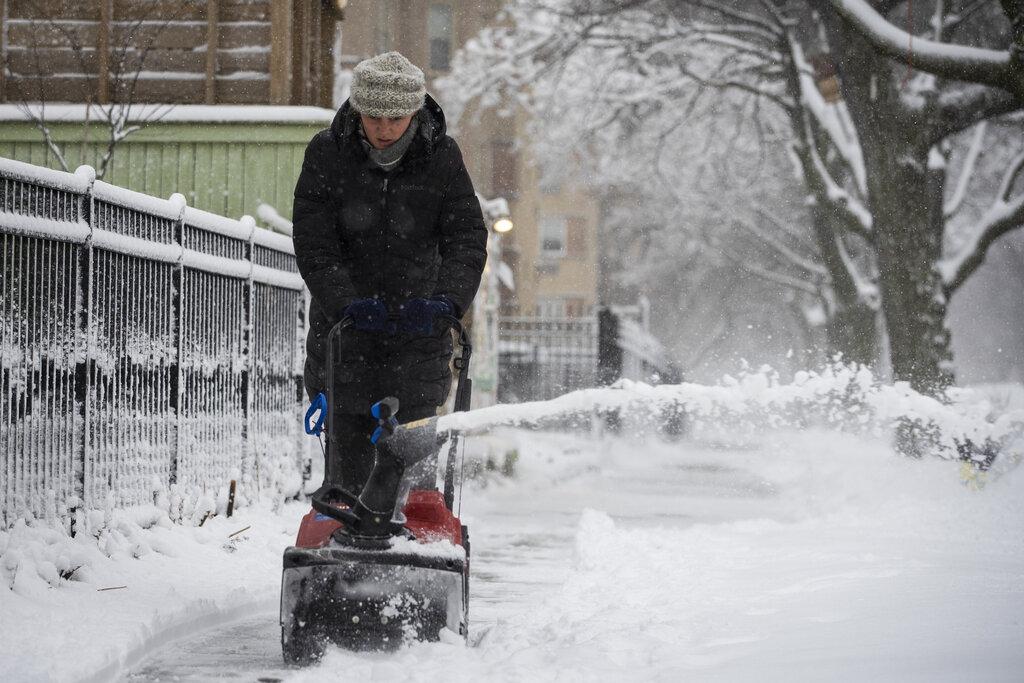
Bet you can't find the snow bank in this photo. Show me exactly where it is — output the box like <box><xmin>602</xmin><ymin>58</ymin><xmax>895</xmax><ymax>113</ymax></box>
<box><xmin>0</xmin><ymin>502</ymin><xmax>298</xmax><ymax>682</ymax></box>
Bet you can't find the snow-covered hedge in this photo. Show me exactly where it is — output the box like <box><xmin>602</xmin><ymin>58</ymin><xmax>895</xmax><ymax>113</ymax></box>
<box><xmin>443</xmin><ymin>362</ymin><xmax>1024</xmax><ymax>470</ymax></box>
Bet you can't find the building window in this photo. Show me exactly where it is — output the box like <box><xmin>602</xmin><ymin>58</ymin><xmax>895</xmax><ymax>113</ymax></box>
<box><xmin>536</xmin><ymin>298</ymin><xmax>567</xmax><ymax>318</ymax></box>
<box><xmin>491</xmin><ymin>141</ymin><xmax>518</xmax><ymax>197</ymax></box>
<box><xmin>539</xmin><ymin>216</ymin><xmax>567</xmax><ymax>258</ymax></box>
<box><xmin>429</xmin><ymin>4</ymin><xmax>453</xmax><ymax>71</ymax></box>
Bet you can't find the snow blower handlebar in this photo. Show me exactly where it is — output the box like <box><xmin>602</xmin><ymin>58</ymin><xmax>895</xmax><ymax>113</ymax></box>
<box><xmin>308</xmin><ymin>313</ymin><xmax>472</xmax><ymax>536</ymax></box>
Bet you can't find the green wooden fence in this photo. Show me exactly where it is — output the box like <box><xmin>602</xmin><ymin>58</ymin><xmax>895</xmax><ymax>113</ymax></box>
<box><xmin>0</xmin><ymin>111</ymin><xmax>334</xmax><ymax>221</ymax></box>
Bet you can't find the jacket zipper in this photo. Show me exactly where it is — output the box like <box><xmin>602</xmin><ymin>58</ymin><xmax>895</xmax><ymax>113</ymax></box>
<box><xmin>379</xmin><ymin>175</ymin><xmax>389</xmax><ymax>299</ymax></box>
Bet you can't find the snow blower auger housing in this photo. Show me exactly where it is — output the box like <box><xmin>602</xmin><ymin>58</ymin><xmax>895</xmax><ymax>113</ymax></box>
<box><xmin>280</xmin><ymin>315</ymin><xmax>472</xmax><ymax>664</ymax></box>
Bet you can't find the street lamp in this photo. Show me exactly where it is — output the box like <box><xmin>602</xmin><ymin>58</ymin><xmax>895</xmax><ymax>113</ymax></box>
<box><xmin>477</xmin><ymin>194</ymin><xmax>512</xmax><ymax>235</ymax></box>
<box><xmin>470</xmin><ymin>193</ymin><xmax>513</xmax><ymax>407</ymax></box>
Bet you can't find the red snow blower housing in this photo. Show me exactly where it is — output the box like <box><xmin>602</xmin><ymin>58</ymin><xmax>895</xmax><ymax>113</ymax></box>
<box><xmin>280</xmin><ymin>316</ymin><xmax>472</xmax><ymax>663</ymax></box>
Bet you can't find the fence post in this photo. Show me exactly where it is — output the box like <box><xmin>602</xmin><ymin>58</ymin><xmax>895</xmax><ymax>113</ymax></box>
<box><xmin>70</xmin><ymin>166</ymin><xmax>96</xmax><ymax>535</ymax></box>
<box><xmin>168</xmin><ymin>198</ymin><xmax>186</xmax><ymax>489</ymax></box>
<box><xmin>297</xmin><ymin>288</ymin><xmax>310</xmax><ymax>488</ymax></box>
<box><xmin>597</xmin><ymin>306</ymin><xmax>621</xmax><ymax>386</ymax></box>
<box><xmin>240</xmin><ymin>216</ymin><xmax>256</xmax><ymax>496</ymax></box>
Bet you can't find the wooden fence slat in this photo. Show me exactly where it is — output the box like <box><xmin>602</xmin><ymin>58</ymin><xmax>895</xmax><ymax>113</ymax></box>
<box><xmin>268</xmin><ymin>0</ymin><xmax>292</xmax><ymax>105</ymax></box>
<box><xmin>205</xmin><ymin>0</ymin><xmax>218</xmax><ymax>104</ymax></box>
<box><xmin>98</xmin><ymin>0</ymin><xmax>112</xmax><ymax>104</ymax></box>
<box><xmin>1</xmin><ymin>0</ymin><xmax>7</xmax><ymax>103</ymax></box>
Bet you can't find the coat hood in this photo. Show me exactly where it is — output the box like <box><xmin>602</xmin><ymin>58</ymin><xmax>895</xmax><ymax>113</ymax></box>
<box><xmin>330</xmin><ymin>93</ymin><xmax>448</xmax><ymax>159</ymax></box>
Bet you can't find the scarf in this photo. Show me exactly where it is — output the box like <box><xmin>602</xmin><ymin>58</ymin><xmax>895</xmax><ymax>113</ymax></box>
<box><xmin>360</xmin><ymin>116</ymin><xmax>420</xmax><ymax>172</ymax></box>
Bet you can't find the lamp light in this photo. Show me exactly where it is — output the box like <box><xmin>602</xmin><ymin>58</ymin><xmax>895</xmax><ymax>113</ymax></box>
<box><xmin>493</xmin><ymin>217</ymin><xmax>514</xmax><ymax>234</ymax></box>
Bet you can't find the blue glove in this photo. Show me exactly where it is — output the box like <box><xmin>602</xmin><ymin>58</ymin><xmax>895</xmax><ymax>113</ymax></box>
<box><xmin>399</xmin><ymin>296</ymin><xmax>454</xmax><ymax>335</ymax></box>
<box><xmin>343</xmin><ymin>298</ymin><xmax>391</xmax><ymax>333</ymax></box>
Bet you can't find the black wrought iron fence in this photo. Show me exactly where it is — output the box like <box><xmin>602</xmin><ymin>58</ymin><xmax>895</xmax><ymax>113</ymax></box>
<box><xmin>498</xmin><ymin>316</ymin><xmax>599</xmax><ymax>402</ymax></box>
<box><xmin>0</xmin><ymin>158</ymin><xmax>307</xmax><ymax>529</ymax></box>
<box><xmin>498</xmin><ymin>309</ymin><xmax>677</xmax><ymax>402</ymax></box>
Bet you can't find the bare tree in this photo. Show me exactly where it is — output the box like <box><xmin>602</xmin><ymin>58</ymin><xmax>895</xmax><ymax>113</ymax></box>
<box><xmin>4</xmin><ymin>1</ymin><xmax>189</xmax><ymax>178</ymax></box>
<box><xmin>442</xmin><ymin>1</ymin><xmax>879</xmax><ymax>367</ymax></box>
<box><xmin>443</xmin><ymin>0</ymin><xmax>1024</xmax><ymax>394</ymax></box>
<box><xmin>808</xmin><ymin>0</ymin><xmax>1024</xmax><ymax>393</ymax></box>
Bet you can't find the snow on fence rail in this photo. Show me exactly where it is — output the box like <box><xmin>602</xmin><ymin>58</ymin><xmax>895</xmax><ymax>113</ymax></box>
<box><xmin>0</xmin><ymin>158</ymin><xmax>307</xmax><ymax>529</ymax></box>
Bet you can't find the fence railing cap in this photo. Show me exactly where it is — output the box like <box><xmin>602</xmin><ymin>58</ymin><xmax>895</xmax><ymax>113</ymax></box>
<box><xmin>92</xmin><ymin>180</ymin><xmax>186</xmax><ymax>221</ymax></box>
<box><xmin>0</xmin><ymin>156</ymin><xmax>91</xmax><ymax>193</ymax></box>
<box><xmin>253</xmin><ymin>224</ymin><xmax>294</xmax><ymax>255</ymax></box>
<box><xmin>183</xmin><ymin>205</ymin><xmax>254</xmax><ymax>242</ymax></box>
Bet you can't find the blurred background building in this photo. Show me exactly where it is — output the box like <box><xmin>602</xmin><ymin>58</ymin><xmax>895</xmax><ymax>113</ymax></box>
<box><xmin>0</xmin><ymin>0</ymin><xmax>677</xmax><ymax>404</ymax></box>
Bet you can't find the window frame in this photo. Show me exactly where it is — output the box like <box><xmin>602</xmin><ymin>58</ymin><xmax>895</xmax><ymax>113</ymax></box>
<box><xmin>538</xmin><ymin>215</ymin><xmax>568</xmax><ymax>259</ymax></box>
<box><xmin>428</xmin><ymin>3</ymin><xmax>454</xmax><ymax>72</ymax></box>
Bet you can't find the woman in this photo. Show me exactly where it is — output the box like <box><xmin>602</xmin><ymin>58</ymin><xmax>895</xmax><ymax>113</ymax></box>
<box><xmin>292</xmin><ymin>51</ymin><xmax>487</xmax><ymax>493</ymax></box>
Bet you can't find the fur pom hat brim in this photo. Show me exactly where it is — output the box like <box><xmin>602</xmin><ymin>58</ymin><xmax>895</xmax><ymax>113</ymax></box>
<box><xmin>349</xmin><ymin>51</ymin><xmax>426</xmax><ymax>118</ymax></box>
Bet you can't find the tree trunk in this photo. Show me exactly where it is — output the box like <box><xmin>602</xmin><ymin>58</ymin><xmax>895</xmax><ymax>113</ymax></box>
<box><xmin>810</xmin><ymin>207</ymin><xmax>878</xmax><ymax>366</ymax></box>
<box><xmin>825</xmin><ymin>303</ymin><xmax>878</xmax><ymax>365</ymax></box>
<box><xmin>868</xmin><ymin>140</ymin><xmax>953</xmax><ymax>394</ymax></box>
<box><xmin>815</xmin><ymin>7</ymin><xmax>954</xmax><ymax>394</ymax></box>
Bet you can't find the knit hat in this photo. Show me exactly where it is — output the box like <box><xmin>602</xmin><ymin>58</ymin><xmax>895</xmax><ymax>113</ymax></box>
<box><xmin>349</xmin><ymin>51</ymin><xmax>426</xmax><ymax>118</ymax></box>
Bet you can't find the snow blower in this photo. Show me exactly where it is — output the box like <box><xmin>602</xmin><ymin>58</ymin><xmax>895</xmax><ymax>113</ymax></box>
<box><xmin>280</xmin><ymin>316</ymin><xmax>472</xmax><ymax>663</ymax></box>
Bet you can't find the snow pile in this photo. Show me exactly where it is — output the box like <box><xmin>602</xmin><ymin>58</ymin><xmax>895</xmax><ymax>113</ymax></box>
<box><xmin>0</xmin><ymin>502</ymin><xmax>297</xmax><ymax>681</ymax></box>
<box><xmin>444</xmin><ymin>364</ymin><xmax>1024</xmax><ymax>467</ymax></box>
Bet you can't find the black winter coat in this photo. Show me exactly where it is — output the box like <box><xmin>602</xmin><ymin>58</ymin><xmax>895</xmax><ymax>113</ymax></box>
<box><xmin>293</xmin><ymin>96</ymin><xmax>487</xmax><ymax>414</ymax></box>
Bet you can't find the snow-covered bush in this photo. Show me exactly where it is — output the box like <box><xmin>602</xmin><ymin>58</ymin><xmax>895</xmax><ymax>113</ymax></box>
<box><xmin>444</xmin><ymin>363</ymin><xmax>1024</xmax><ymax>472</ymax></box>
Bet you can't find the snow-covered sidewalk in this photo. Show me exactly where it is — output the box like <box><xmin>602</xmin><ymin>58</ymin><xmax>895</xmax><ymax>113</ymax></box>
<box><xmin>2</xmin><ymin>424</ymin><xmax>1023</xmax><ymax>682</ymax></box>
<box><xmin>291</xmin><ymin>429</ymin><xmax>1024</xmax><ymax>682</ymax></box>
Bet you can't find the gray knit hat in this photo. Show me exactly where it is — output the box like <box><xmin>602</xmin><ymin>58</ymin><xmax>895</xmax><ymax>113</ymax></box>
<box><xmin>349</xmin><ymin>51</ymin><xmax>426</xmax><ymax>118</ymax></box>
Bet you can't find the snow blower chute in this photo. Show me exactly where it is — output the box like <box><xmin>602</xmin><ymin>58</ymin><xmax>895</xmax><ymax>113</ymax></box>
<box><xmin>280</xmin><ymin>316</ymin><xmax>472</xmax><ymax>663</ymax></box>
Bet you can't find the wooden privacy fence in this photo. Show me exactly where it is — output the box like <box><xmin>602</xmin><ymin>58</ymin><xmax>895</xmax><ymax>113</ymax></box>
<box><xmin>0</xmin><ymin>156</ymin><xmax>307</xmax><ymax>529</ymax></box>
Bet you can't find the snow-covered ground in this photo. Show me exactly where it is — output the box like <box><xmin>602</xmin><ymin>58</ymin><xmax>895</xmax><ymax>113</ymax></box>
<box><xmin>2</xmin><ymin>413</ymin><xmax>1022</xmax><ymax>682</ymax></box>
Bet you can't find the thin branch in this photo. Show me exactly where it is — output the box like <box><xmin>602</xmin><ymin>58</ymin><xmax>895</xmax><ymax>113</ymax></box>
<box><xmin>674</xmin><ymin>0</ymin><xmax>785</xmax><ymax>38</ymax></box>
<box><xmin>940</xmin><ymin>0</ymin><xmax>993</xmax><ymax>38</ymax></box>
<box><xmin>17</xmin><ymin>103</ymin><xmax>70</xmax><ymax>171</ymax></box>
<box><xmin>944</xmin><ymin>120</ymin><xmax>988</xmax><ymax>218</ymax></box>
<box><xmin>833</xmin><ymin>231</ymin><xmax>879</xmax><ymax>302</ymax></box>
<box><xmin>673</xmin><ymin>60</ymin><xmax>792</xmax><ymax>110</ymax></box>
<box><xmin>734</xmin><ymin>215</ymin><xmax>830</xmax><ymax>275</ymax></box>
<box><xmin>790</xmin><ymin>39</ymin><xmax>868</xmax><ymax>196</ymax></box>
<box><xmin>720</xmin><ymin>246</ymin><xmax>824</xmax><ymax>295</ymax></box>
<box><xmin>804</xmin><ymin>120</ymin><xmax>874</xmax><ymax>233</ymax></box>
<box><xmin>757</xmin><ymin>206</ymin><xmax>820</xmax><ymax>250</ymax></box>
<box><xmin>943</xmin><ymin>147</ymin><xmax>1024</xmax><ymax>292</ymax></box>
<box><xmin>932</xmin><ymin>83</ymin><xmax>1020</xmax><ymax>142</ymax></box>
<box><xmin>997</xmin><ymin>146</ymin><xmax>1024</xmax><ymax>201</ymax></box>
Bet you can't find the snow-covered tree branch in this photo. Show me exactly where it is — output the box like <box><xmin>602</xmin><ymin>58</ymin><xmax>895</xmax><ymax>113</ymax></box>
<box><xmin>824</xmin><ymin>0</ymin><xmax>1023</xmax><ymax>96</ymax></box>
<box><xmin>446</xmin><ymin>0</ymin><xmax>1022</xmax><ymax>390</ymax></box>
<box><xmin>943</xmin><ymin>145</ymin><xmax>1024</xmax><ymax>293</ymax></box>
